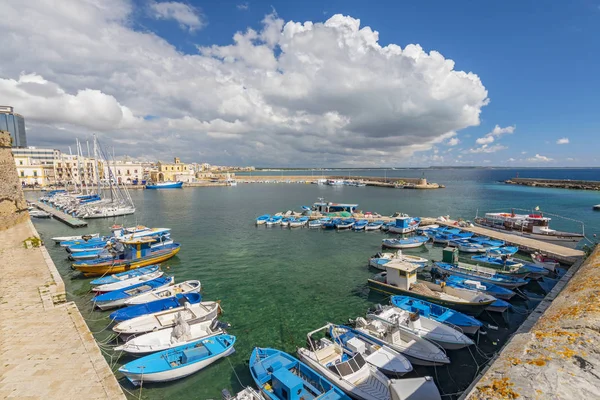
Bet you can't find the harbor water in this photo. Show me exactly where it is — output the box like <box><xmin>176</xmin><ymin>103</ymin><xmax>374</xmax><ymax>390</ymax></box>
<box><xmin>28</xmin><ymin>168</ymin><xmax>600</xmax><ymax>399</ymax></box>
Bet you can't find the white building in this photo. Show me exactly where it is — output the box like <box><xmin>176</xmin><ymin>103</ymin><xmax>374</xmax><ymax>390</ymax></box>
<box><xmin>14</xmin><ymin>155</ymin><xmax>55</xmax><ymax>187</ymax></box>
<box><xmin>104</xmin><ymin>161</ymin><xmax>144</xmax><ymax>184</ymax></box>
<box><xmin>12</xmin><ymin>147</ymin><xmax>60</xmax><ymax>165</ymax></box>
<box><xmin>54</xmin><ymin>154</ymin><xmax>101</xmax><ymax>186</ymax></box>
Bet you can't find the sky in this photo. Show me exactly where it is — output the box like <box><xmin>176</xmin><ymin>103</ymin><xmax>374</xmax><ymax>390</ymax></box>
<box><xmin>1</xmin><ymin>0</ymin><xmax>599</xmax><ymax>167</ymax></box>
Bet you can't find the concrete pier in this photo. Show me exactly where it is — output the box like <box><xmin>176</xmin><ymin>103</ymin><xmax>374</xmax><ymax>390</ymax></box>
<box><xmin>34</xmin><ymin>201</ymin><xmax>88</xmax><ymax>228</ymax></box>
<box><xmin>0</xmin><ymin>221</ymin><xmax>125</xmax><ymax>399</ymax></box>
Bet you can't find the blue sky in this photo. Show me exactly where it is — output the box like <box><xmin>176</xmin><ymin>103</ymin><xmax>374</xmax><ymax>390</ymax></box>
<box><xmin>1</xmin><ymin>0</ymin><xmax>599</xmax><ymax>166</ymax></box>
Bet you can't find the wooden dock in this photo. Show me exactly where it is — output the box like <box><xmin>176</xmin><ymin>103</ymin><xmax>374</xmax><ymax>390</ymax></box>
<box><xmin>436</xmin><ymin>220</ymin><xmax>584</xmax><ymax>263</ymax></box>
<box><xmin>34</xmin><ymin>202</ymin><xmax>88</xmax><ymax>228</ymax></box>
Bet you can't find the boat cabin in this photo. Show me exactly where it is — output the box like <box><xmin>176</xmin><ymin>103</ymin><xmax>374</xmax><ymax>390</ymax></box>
<box><xmin>480</xmin><ymin>212</ymin><xmax>554</xmax><ymax>234</ymax></box>
<box><xmin>383</xmin><ymin>261</ymin><xmax>419</xmax><ymax>291</ymax></box>
<box><xmin>393</xmin><ymin>216</ymin><xmax>419</xmax><ymax>229</ymax></box>
<box><xmin>312</xmin><ymin>199</ymin><xmax>358</xmax><ymax>214</ymax></box>
<box><xmin>122</xmin><ymin>237</ymin><xmax>156</xmax><ymax>260</ymax></box>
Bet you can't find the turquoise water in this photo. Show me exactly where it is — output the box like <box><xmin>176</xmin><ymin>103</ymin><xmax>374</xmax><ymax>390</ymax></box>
<box><xmin>28</xmin><ymin>169</ymin><xmax>600</xmax><ymax>399</ymax></box>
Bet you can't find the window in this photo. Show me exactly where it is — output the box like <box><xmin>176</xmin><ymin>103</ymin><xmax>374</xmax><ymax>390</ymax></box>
<box><xmin>33</xmin><ymin>171</ymin><xmax>37</xmax><ymax>177</ymax></box>
<box><xmin>20</xmin><ymin>171</ymin><xmax>24</xmax><ymax>177</ymax></box>
<box><xmin>19</xmin><ymin>160</ymin><xmax>23</xmax><ymax>165</ymax></box>
<box><xmin>134</xmin><ymin>169</ymin><xmax>138</xmax><ymax>173</ymax></box>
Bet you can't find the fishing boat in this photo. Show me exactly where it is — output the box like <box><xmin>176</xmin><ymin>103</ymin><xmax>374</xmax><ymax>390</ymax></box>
<box><xmin>369</xmin><ymin>250</ymin><xmax>428</xmax><ymax>270</ymax></box>
<box><xmin>249</xmin><ymin>347</ymin><xmax>351</xmax><ymax>400</ymax></box>
<box><xmin>93</xmin><ymin>276</ymin><xmax>174</xmax><ymax>310</ymax></box>
<box><xmin>442</xmin><ymin>276</ymin><xmax>516</xmax><ymax>301</ymax></box>
<box><xmin>449</xmin><ymin>239</ymin><xmax>486</xmax><ymax>253</ymax></box>
<box><xmin>72</xmin><ymin>238</ymin><xmax>181</xmax><ymax>277</ymax></box>
<box><xmin>328</xmin><ymin>324</ymin><xmax>413</xmax><ymax>376</ymax></box>
<box><xmin>365</xmin><ymin>221</ymin><xmax>383</xmax><ymax>231</ymax></box>
<box><xmin>281</xmin><ymin>217</ymin><xmax>292</xmax><ymax>227</ymax></box>
<box><xmin>531</xmin><ymin>252</ymin><xmax>560</xmax><ymax>272</ymax></box>
<box><xmin>256</xmin><ymin>214</ymin><xmax>270</xmax><ymax>225</ymax></box>
<box><xmin>368</xmin><ymin>261</ymin><xmax>496</xmax><ymax>316</ymax></box>
<box><xmin>487</xmin><ymin>246</ymin><xmax>519</xmax><ymax>256</ymax></box>
<box><xmin>474</xmin><ymin>210</ymin><xmax>584</xmax><ymax>248</ymax></box>
<box><xmin>335</xmin><ymin>218</ymin><xmax>355</xmax><ymax>230</ymax></box>
<box><xmin>469</xmin><ymin>236</ymin><xmax>505</xmax><ymax>247</ymax></box>
<box><xmin>390</xmin><ymin>296</ymin><xmax>482</xmax><ymax>335</ymax></box>
<box><xmin>382</xmin><ymin>236</ymin><xmax>429</xmax><ymax>249</ymax></box>
<box><xmin>109</xmin><ymin>293</ymin><xmax>203</xmax><ymax>322</ymax></box>
<box><xmin>503</xmin><ymin>258</ymin><xmax>550</xmax><ymax>279</ymax></box>
<box><xmin>388</xmin><ymin>216</ymin><xmax>421</xmax><ymax>234</ymax></box>
<box><xmin>145</xmin><ymin>181</ymin><xmax>184</xmax><ymax>189</ymax></box>
<box><xmin>222</xmin><ymin>387</ymin><xmax>263</xmax><ymax>400</ymax></box>
<box><xmin>381</xmin><ymin>222</ymin><xmax>393</xmax><ymax>232</ymax></box>
<box><xmin>90</xmin><ymin>265</ymin><xmax>161</xmax><ymax>286</ymax></box>
<box><xmin>265</xmin><ymin>215</ymin><xmax>282</xmax><ymax>226</ymax></box>
<box><xmin>92</xmin><ymin>269</ymin><xmax>164</xmax><ymax>293</ymax></box>
<box><xmin>367</xmin><ymin>306</ymin><xmax>474</xmax><ymax>350</ymax></box>
<box><xmin>322</xmin><ymin>218</ymin><xmax>339</xmax><ymax>230</ymax></box>
<box><xmin>289</xmin><ymin>217</ymin><xmax>308</xmax><ymax>228</ymax></box>
<box><xmin>354</xmin><ymin>318</ymin><xmax>449</xmax><ymax>366</ymax></box>
<box><xmin>124</xmin><ymin>280</ymin><xmax>201</xmax><ymax>306</ymax></box>
<box><xmin>433</xmin><ymin>262</ymin><xmax>529</xmax><ymax>289</ymax></box>
<box><xmin>308</xmin><ymin>219</ymin><xmax>323</xmax><ymax>228</ymax></box>
<box><xmin>28</xmin><ymin>208</ymin><xmax>51</xmax><ymax>218</ymax></box>
<box><xmin>312</xmin><ymin>198</ymin><xmax>359</xmax><ymax>214</ymax></box>
<box><xmin>428</xmin><ymin>231</ymin><xmax>473</xmax><ymax>245</ymax></box>
<box><xmin>59</xmin><ymin>236</ymin><xmax>108</xmax><ymax>248</ymax></box>
<box><xmin>353</xmin><ymin>220</ymin><xmax>368</xmax><ymax>231</ymax></box>
<box><xmin>416</xmin><ymin>225</ymin><xmax>439</xmax><ymax>234</ymax></box>
<box><xmin>114</xmin><ymin>315</ymin><xmax>225</xmax><ymax>355</ymax></box>
<box><xmin>52</xmin><ymin>233</ymin><xmax>100</xmax><ymax>244</ymax></box>
<box><xmin>298</xmin><ymin>325</ymin><xmax>442</xmax><ymax>400</ymax></box>
<box><xmin>113</xmin><ymin>301</ymin><xmax>220</xmax><ymax>335</ymax></box>
<box><xmin>118</xmin><ymin>334</ymin><xmax>236</xmax><ymax>385</ymax></box>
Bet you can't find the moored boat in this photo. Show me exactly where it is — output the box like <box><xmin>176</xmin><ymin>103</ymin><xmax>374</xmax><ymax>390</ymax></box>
<box><xmin>52</xmin><ymin>233</ymin><xmax>100</xmax><ymax>244</ymax></box>
<box><xmin>92</xmin><ymin>269</ymin><xmax>164</xmax><ymax>293</ymax></box>
<box><xmin>256</xmin><ymin>214</ymin><xmax>270</xmax><ymax>225</ymax></box>
<box><xmin>531</xmin><ymin>252</ymin><xmax>560</xmax><ymax>272</ymax></box>
<box><xmin>221</xmin><ymin>387</ymin><xmax>263</xmax><ymax>400</ymax></box>
<box><xmin>335</xmin><ymin>218</ymin><xmax>355</xmax><ymax>230</ymax></box>
<box><xmin>353</xmin><ymin>219</ymin><xmax>368</xmax><ymax>231</ymax></box>
<box><xmin>388</xmin><ymin>216</ymin><xmax>421</xmax><ymax>234</ymax></box>
<box><xmin>93</xmin><ymin>276</ymin><xmax>174</xmax><ymax>310</ymax></box>
<box><xmin>442</xmin><ymin>276</ymin><xmax>516</xmax><ymax>301</ymax></box>
<box><xmin>124</xmin><ymin>280</ymin><xmax>201</xmax><ymax>305</ymax></box>
<box><xmin>145</xmin><ymin>181</ymin><xmax>184</xmax><ymax>189</ymax></box>
<box><xmin>368</xmin><ymin>250</ymin><xmax>428</xmax><ymax>270</ymax></box>
<box><xmin>382</xmin><ymin>236</ymin><xmax>429</xmax><ymax>249</ymax></box>
<box><xmin>90</xmin><ymin>265</ymin><xmax>161</xmax><ymax>286</ymax></box>
<box><xmin>432</xmin><ymin>262</ymin><xmax>529</xmax><ymax>289</ymax></box>
<box><xmin>109</xmin><ymin>293</ymin><xmax>203</xmax><ymax>322</ymax></box>
<box><xmin>365</xmin><ymin>221</ymin><xmax>383</xmax><ymax>231</ymax></box>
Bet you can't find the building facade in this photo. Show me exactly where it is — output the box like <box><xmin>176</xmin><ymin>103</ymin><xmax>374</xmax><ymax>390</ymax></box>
<box><xmin>104</xmin><ymin>161</ymin><xmax>144</xmax><ymax>184</ymax></box>
<box><xmin>12</xmin><ymin>147</ymin><xmax>60</xmax><ymax>165</ymax></box>
<box><xmin>150</xmin><ymin>157</ymin><xmax>194</xmax><ymax>182</ymax></box>
<box><xmin>54</xmin><ymin>155</ymin><xmax>101</xmax><ymax>186</ymax></box>
<box><xmin>0</xmin><ymin>106</ymin><xmax>27</xmax><ymax>148</ymax></box>
<box><xmin>14</xmin><ymin>156</ymin><xmax>55</xmax><ymax>187</ymax></box>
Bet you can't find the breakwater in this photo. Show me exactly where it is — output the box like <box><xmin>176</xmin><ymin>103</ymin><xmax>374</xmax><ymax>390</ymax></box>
<box><xmin>506</xmin><ymin>177</ymin><xmax>600</xmax><ymax>191</ymax></box>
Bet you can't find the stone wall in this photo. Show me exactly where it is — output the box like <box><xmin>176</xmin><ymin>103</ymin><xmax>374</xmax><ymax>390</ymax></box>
<box><xmin>0</xmin><ymin>131</ymin><xmax>28</xmax><ymax>230</ymax></box>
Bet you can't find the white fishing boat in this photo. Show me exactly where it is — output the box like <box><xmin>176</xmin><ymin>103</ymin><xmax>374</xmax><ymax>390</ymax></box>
<box><xmin>367</xmin><ymin>306</ymin><xmax>474</xmax><ymax>350</ymax></box>
<box><xmin>92</xmin><ymin>270</ymin><xmax>164</xmax><ymax>293</ymax></box>
<box><xmin>221</xmin><ymin>387</ymin><xmax>263</xmax><ymax>400</ymax></box>
<box><xmin>369</xmin><ymin>250</ymin><xmax>428</xmax><ymax>270</ymax></box>
<box><xmin>113</xmin><ymin>301</ymin><xmax>220</xmax><ymax>335</ymax></box>
<box><xmin>114</xmin><ymin>315</ymin><xmax>223</xmax><ymax>355</ymax></box>
<box><xmin>29</xmin><ymin>209</ymin><xmax>51</xmax><ymax>218</ymax></box>
<box><xmin>354</xmin><ymin>318</ymin><xmax>450</xmax><ymax>366</ymax></box>
<box><xmin>124</xmin><ymin>280</ymin><xmax>201</xmax><ymax>306</ymax></box>
<box><xmin>52</xmin><ymin>233</ymin><xmax>100</xmax><ymax>244</ymax></box>
<box><xmin>531</xmin><ymin>252</ymin><xmax>560</xmax><ymax>272</ymax></box>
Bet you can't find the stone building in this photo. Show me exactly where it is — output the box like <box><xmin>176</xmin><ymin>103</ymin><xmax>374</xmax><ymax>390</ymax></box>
<box><xmin>0</xmin><ymin>131</ymin><xmax>28</xmax><ymax>229</ymax></box>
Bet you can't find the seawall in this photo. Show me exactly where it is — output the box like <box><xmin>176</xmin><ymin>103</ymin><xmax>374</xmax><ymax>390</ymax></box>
<box><xmin>506</xmin><ymin>177</ymin><xmax>600</xmax><ymax>191</ymax></box>
<box><xmin>0</xmin><ymin>131</ymin><xmax>28</xmax><ymax>229</ymax></box>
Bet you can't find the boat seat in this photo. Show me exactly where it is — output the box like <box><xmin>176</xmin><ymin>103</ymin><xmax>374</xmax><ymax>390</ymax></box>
<box><xmin>181</xmin><ymin>346</ymin><xmax>209</xmax><ymax>363</ymax></box>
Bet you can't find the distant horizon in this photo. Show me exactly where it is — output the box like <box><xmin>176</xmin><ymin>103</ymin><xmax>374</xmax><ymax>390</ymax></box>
<box><xmin>253</xmin><ymin>166</ymin><xmax>600</xmax><ymax>170</ymax></box>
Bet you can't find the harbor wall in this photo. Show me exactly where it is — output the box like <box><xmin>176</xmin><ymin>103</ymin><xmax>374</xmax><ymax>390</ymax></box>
<box><xmin>462</xmin><ymin>246</ymin><xmax>599</xmax><ymax>400</ymax></box>
<box><xmin>506</xmin><ymin>177</ymin><xmax>600</xmax><ymax>191</ymax></box>
<box><xmin>0</xmin><ymin>131</ymin><xmax>28</xmax><ymax>230</ymax></box>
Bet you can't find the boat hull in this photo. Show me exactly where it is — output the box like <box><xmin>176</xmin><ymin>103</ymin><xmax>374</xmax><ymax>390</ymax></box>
<box><xmin>145</xmin><ymin>182</ymin><xmax>184</xmax><ymax>189</ymax></box>
<box><xmin>473</xmin><ymin>222</ymin><xmax>583</xmax><ymax>248</ymax></box>
<box><xmin>73</xmin><ymin>246</ymin><xmax>180</xmax><ymax>277</ymax></box>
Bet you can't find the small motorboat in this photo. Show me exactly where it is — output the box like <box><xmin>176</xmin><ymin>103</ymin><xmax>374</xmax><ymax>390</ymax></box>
<box><xmin>289</xmin><ymin>216</ymin><xmax>308</xmax><ymax>228</ymax></box>
<box><xmin>433</xmin><ymin>262</ymin><xmax>529</xmax><ymax>289</ymax></box>
<box><xmin>145</xmin><ymin>181</ymin><xmax>184</xmax><ymax>189</ymax></box>
<box><xmin>92</xmin><ymin>269</ymin><xmax>164</xmax><ymax>293</ymax></box>
<box><xmin>281</xmin><ymin>217</ymin><xmax>292</xmax><ymax>227</ymax></box>
<box><xmin>308</xmin><ymin>218</ymin><xmax>323</xmax><ymax>228</ymax></box>
<box><xmin>114</xmin><ymin>315</ymin><xmax>225</xmax><ymax>355</ymax></box>
<box><xmin>442</xmin><ymin>276</ymin><xmax>516</xmax><ymax>301</ymax></box>
<box><xmin>221</xmin><ymin>387</ymin><xmax>263</xmax><ymax>400</ymax></box>
<box><xmin>322</xmin><ymin>218</ymin><xmax>339</xmax><ymax>230</ymax></box>
<box><xmin>118</xmin><ymin>334</ymin><xmax>236</xmax><ymax>385</ymax></box>
<box><xmin>265</xmin><ymin>215</ymin><xmax>282</xmax><ymax>226</ymax></box>
<box><xmin>109</xmin><ymin>293</ymin><xmax>203</xmax><ymax>322</ymax></box>
<box><xmin>353</xmin><ymin>220</ymin><xmax>368</xmax><ymax>231</ymax></box>
<box><xmin>470</xmin><ymin>254</ymin><xmax>530</xmax><ymax>278</ymax></box>
<box><xmin>469</xmin><ymin>236</ymin><xmax>505</xmax><ymax>247</ymax></box>
<box><xmin>450</xmin><ymin>240</ymin><xmax>486</xmax><ymax>253</ymax></box>
<box><xmin>90</xmin><ymin>265</ymin><xmax>161</xmax><ymax>286</ymax></box>
<box><xmin>59</xmin><ymin>236</ymin><xmax>109</xmax><ymax>248</ymax></box>
<box><xmin>390</xmin><ymin>296</ymin><xmax>482</xmax><ymax>335</ymax></box>
<box><xmin>113</xmin><ymin>301</ymin><xmax>220</xmax><ymax>335</ymax></box>
<box><xmin>416</xmin><ymin>224</ymin><xmax>439</xmax><ymax>234</ymax></box>
<box><xmin>29</xmin><ymin>209</ymin><xmax>51</xmax><ymax>218</ymax></box>
<box><xmin>354</xmin><ymin>317</ymin><xmax>450</xmax><ymax>366</ymax></box>
<box><xmin>381</xmin><ymin>222</ymin><xmax>393</xmax><ymax>232</ymax></box>
<box><xmin>124</xmin><ymin>280</ymin><xmax>201</xmax><ymax>306</ymax></box>
<box><xmin>487</xmin><ymin>246</ymin><xmax>519</xmax><ymax>256</ymax></box>
<box><xmin>93</xmin><ymin>276</ymin><xmax>174</xmax><ymax>310</ymax></box>
<box><xmin>256</xmin><ymin>214</ymin><xmax>270</xmax><ymax>225</ymax></box>
<box><xmin>382</xmin><ymin>236</ymin><xmax>429</xmax><ymax>249</ymax></box>
<box><xmin>367</xmin><ymin>306</ymin><xmax>474</xmax><ymax>350</ymax></box>
<box><xmin>368</xmin><ymin>250</ymin><xmax>428</xmax><ymax>270</ymax></box>
<box><xmin>531</xmin><ymin>252</ymin><xmax>560</xmax><ymax>272</ymax></box>
<box><xmin>328</xmin><ymin>324</ymin><xmax>413</xmax><ymax>376</ymax></box>
<box><xmin>52</xmin><ymin>233</ymin><xmax>99</xmax><ymax>244</ymax></box>
<box><xmin>335</xmin><ymin>218</ymin><xmax>355</xmax><ymax>230</ymax></box>
<box><xmin>249</xmin><ymin>347</ymin><xmax>351</xmax><ymax>400</ymax></box>
<box><xmin>365</xmin><ymin>221</ymin><xmax>383</xmax><ymax>231</ymax></box>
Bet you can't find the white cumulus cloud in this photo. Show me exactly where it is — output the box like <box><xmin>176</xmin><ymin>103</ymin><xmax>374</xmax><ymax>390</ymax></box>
<box><xmin>150</xmin><ymin>1</ymin><xmax>205</xmax><ymax>31</ymax></box>
<box><xmin>447</xmin><ymin>137</ymin><xmax>460</xmax><ymax>146</ymax></box>
<box><xmin>237</xmin><ymin>2</ymin><xmax>249</xmax><ymax>10</ymax></box>
<box><xmin>527</xmin><ymin>154</ymin><xmax>553</xmax><ymax>162</ymax></box>
<box><xmin>466</xmin><ymin>144</ymin><xmax>507</xmax><ymax>154</ymax></box>
<box><xmin>474</xmin><ymin>124</ymin><xmax>515</xmax><ymax>145</ymax></box>
<box><xmin>556</xmin><ymin>137</ymin><xmax>569</xmax><ymax>144</ymax></box>
<box><xmin>0</xmin><ymin>0</ymin><xmax>490</xmax><ymax>166</ymax></box>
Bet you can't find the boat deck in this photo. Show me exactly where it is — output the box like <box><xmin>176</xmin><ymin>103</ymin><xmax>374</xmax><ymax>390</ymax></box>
<box><xmin>34</xmin><ymin>202</ymin><xmax>88</xmax><ymax>228</ymax></box>
<box><xmin>436</xmin><ymin>220</ymin><xmax>584</xmax><ymax>263</ymax></box>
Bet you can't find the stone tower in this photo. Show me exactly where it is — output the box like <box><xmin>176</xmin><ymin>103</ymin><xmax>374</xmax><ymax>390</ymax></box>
<box><xmin>0</xmin><ymin>131</ymin><xmax>28</xmax><ymax>230</ymax></box>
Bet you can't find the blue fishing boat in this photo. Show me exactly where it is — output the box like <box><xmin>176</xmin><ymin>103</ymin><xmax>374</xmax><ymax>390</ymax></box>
<box><xmin>90</xmin><ymin>265</ymin><xmax>161</xmax><ymax>285</ymax></box>
<box><xmin>449</xmin><ymin>239</ymin><xmax>486</xmax><ymax>253</ymax></box>
<box><xmin>290</xmin><ymin>216</ymin><xmax>309</xmax><ymax>228</ymax></box>
<box><xmin>365</xmin><ymin>221</ymin><xmax>383</xmax><ymax>231</ymax></box>
<box><xmin>470</xmin><ymin>254</ymin><xmax>531</xmax><ymax>278</ymax></box>
<box><xmin>444</xmin><ymin>275</ymin><xmax>516</xmax><ymax>300</ymax></box>
<box><xmin>390</xmin><ymin>296</ymin><xmax>482</xmax><ymax>335</ymax></box>
<box><xmin>323</xmin><ymin>218</ymin><xmax>340</xmax><ymax>230</ymax></box>
<box><xmin>353</xmin><ymin>219</ymin><xmax>368</xmax><ymax>231</ymax></box>
<box><xmin>382</xmin><ymin>236</ymin><xmax>429</xmax><ymax>249</ymax></box>
<box><xmin>145</xmin><ymin>181</ymin><xmax>183</xmax><ymax>189</ymax></box>
<box><xmin>487</xmin><ymin>246</ymin><xmax>519</xmax><ymax>256</ymax></box>
<box><xmin>428</xmin><ymin>231</ymin><xmax>473</xmax><ymax>245</ymax></box>
<box><xmin>308</xmin><ymin>218</ymin><xmax>324</xmax><ymax>228</ymax></box>
<box><xmin>93</xmin><ymin>276</ymin><xmax>174</xmax><ymax>310</ymax></box>
<box><xmin>256</xmin><ymin>214</ymin><xmax>270</xmax><ymax>225</ymax></box>
<box><xmin>388</xmin><ymin>216</ymin><xmax>421</xmax><ymax>234</ymax></box>
<box><xmin>469</xmin><ymin>236</ymin><xmax>505</xmax><ymax>247</ymax></box>
<box><xmin>249</xmin><ymin>347</ymin><xmax>350</xmax><ymax>400</ymax></box>
<box><xmin>265</xmin><ymin>215</ymin><xmax>282</xmax><ymax>226</ymax></box>
<box><xmin>60</xmin><ymin>236</ymin><xmax>109</xmax><ymax>248</ymax></box>
<box><xmin>66</xmin><ymin>238</ymin><xmax>114</xmax><ymax>253</ymax></box>
<box><xmin>335</xmin><ymin>218</ymin><xmax>355</xmax><ymax>230</ymax></box>
<box><xmin>109</xmin><ymin>293</ymin><xmax>202</xmax><ymax>322</ymax></box>
<box><xmin>119</xmin><ymin>334</ymin><xmax>236</xmax><ymax>385</ymax></box>
<box><xmin>433</xmin><ymin>262</ymin><xmax>528</xmax><ymax>289</ymax></box>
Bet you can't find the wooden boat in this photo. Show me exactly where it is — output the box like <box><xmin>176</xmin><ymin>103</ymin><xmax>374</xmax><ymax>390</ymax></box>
<box><xmin>487</xmin><ymin>246</ymin><xmax>519</xmax><ymax>256</ymax></box>
<box><xmin>52</xmin><ymin>233</ymin><xmax>99</xmax><ymax>244</ymax></box>
<box><xmin>72</xmin><ymin>238</ymin><xmax>181</xmax><ymax>277</ymax></box>
<box><xmin>433</xmin><ymin>262</ymin><xmax>529</xmax><ymax>289</ymax></box>
<box><xmin>390</xmin><ymin>296</ymin><xmax>482</xmax><ymax>335</ymax></box>
<box><xmin>109</xmin><ymin>293</ymin><xmax>202</xmax><ymax>322</ymax></box>
<box><xmin>353</xmin><ymin>220</ymin><xmax>368</xmax><ymax>231</ymax></box>
<box><xmin>531</xmin><ymin>252</ymin><xmax>560</xmax><ymax>272</ymax></box>
<box><xmin>354</xmin><ymin>317</ymin><xmax>449</xmax><ymax>366</ymax></box>
<box><xmin>90</xmin><ymin>265</ymin><xmax>161</xmax><ymax>286</ymax></box>
<box><xmin>335</xmin><ymin>218</ymin><xmax>355</xmax><ymax>230</ymax></box>
<box><xmin>369</xmin><ymin>250</ymin><xmax>428</xmax><ymax>270</ymax></box>
<box><xmin>265</xmin><ymin>215</ymin><xmax>282</xmax><ymax>226</ymax></box>
<box><xmin>124</xmin><ymin>280</ymin><xmax>201</xmax><ymax>305</ymax></box>
<box><xmin>367</xmin><ymin>306</ymin><xmax>474</xmax><ymax>350</ymax></box>
<box><xmin>249</xmin><ymin>347</ymin><xmax>351</xmax><ymax>400</ymax></box>
<box><xmin>118</xmin><ymin>334</ymin><xmax>235</xmax><ymax>385</ymax></box>
<box><xmin>365</xmin><ymin>221</ymin><xmax>383</xmax><ymax>231</ymax></box>
<box><xmin>92</xmin><ymin>269</ymin><xmax>164</xmax><ymax>293</ymax></box>
<box><xmin>449</xmin><ymin>239</ymin><xmax>486</xmax><ymax>253</ymax></box>
<box><xmin>368</xmin><ymin>261</ymin><xmax>496</xmax><ymax>316</ymax></box>
<box><xmin>289</xmin><ymin>216</ymin><xmax>308</xmax><ymax>228</ymax></box>
<box><xmin>114</xmin><ymin>316</ymin><xmax>224</xmax><ymax>355</ymax></box>
<box><xmin>441</xmin><ymin>276</ymin><xmax>516</xmax><ymax>301</ymax></box>
<box><xmin>470</xmin><ymin>254</ymin><xmax>530</xmax><ymax>278</ymax></box>
<box><xmin>93</xmin><ymin>276</ymin><xmax>174</xmax><ymax>310</ymax></box>
<box><xmin>256</xmin><ymin>214</ymin><xmax>270</xmax><ymax>225</ymax></box>
<box><xmin>328</xmin><ymin>324</ymin><xmax>413</xmax><ymax>376</ymax></box>
<box><xmin>382</xmin><ymin>236</ymin><xmax>429</xmax><ymax>249</ymax></box>
<box><xmin>113</xmin><ymin>301</ymin><xmax>220</xmax><ymax>335</ymax></box>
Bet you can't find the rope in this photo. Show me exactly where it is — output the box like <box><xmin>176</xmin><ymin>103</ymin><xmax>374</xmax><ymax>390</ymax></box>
<box><xmin>226</xmin><ymin>356</ymin><xmax>245</xmax><ymax>388</ymax></box>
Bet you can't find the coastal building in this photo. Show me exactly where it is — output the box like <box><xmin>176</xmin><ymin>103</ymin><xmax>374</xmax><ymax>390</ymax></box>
<box><xmin>14</xmin><ymin>155</ymin><xmax>55</xmax><ymax>187</ymax></box>
<box><xmin>150</xmin><ymin>157</ymin><xmax>194</xmax><ymax>182</ymax></box>
<box><xmin>54</xmin><ymin>154</ymin><xmax>102</xmax><ymax>186</ymax></box>
<box><xmin>0</xmin><ymin>106</ymin><xmax>27</xmax><ymax>148</ymax></box>
<box><xmin>12</xmin><ymin>147</ymin><xmax>61</xmax><ymax>165</ymax></box>
<box><xmin>104</xmin><ymin>161</ymin><xmax>144</xmax><ymax>184</ymax></box>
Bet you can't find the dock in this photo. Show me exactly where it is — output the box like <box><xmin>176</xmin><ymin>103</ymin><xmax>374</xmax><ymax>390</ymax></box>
<box><xmin>34</xmin><ymin>201</ymin><xmax>88</xmax><ymax>228</ymax></box>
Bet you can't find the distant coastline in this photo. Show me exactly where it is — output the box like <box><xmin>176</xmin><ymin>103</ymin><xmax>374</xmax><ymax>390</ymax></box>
<box><xmin>254</xmin><ymin>166</ymin><xmax>600</xmax><ymax>171</ymax></box>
